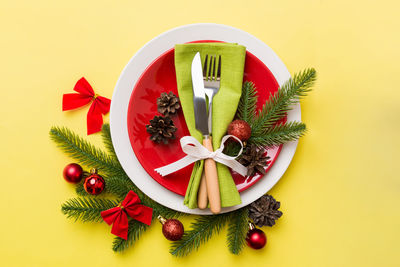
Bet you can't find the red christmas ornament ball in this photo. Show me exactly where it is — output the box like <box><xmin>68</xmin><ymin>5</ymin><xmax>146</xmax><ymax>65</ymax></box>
<box><xmin>158</xmin><ymin>216</ymin><xmax>184</xmax><ymax>241</ymax></box>
<box><xmin>84</xmin><ymin>169</ymin><xmax>105</xmax><ymax>195</ymax></box>
<box><xmin>246</xmin><ymin>228</ymin><xmax>267</xmax><ymax>249</ymax></box>
<box><xmin>227</xmin><ymin>120</ymin><xmax>252</xmax><ymax>141</ymax></box>
<box><xmin>63</xmin><ymin>163</ymin><xmax>83</xmax><ymax>184</ymax></box>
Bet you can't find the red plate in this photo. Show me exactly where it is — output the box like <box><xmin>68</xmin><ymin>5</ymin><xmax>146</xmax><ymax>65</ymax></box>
<box><xmin>127</xmin><ymin>42</ymin><xmax>282</xmax><ymax>196</ymax></box>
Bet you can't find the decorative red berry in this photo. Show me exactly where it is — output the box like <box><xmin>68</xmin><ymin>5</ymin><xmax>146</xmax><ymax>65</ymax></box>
<box><xmin>227</xmin><ymin>120</ymin><xmax>252</xmax><ymax>141</ymax></box>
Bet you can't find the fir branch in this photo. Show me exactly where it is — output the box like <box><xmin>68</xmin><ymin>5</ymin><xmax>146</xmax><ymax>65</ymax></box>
<box><xmin>237</xmin><ymin>81</ymin><xmax>258</xmax><ymax>122</ymax></box>
<box><xmin>112</xmin><ymin>220</ymin><xmax>149</xmax><ymax>253</ymax></box>
<box><xmin>170</xmin><ymin>214</ymin><xmax>230</xmax><ymax>257</ymax></box>
<box><xmin>105</xmin><ymin>176</ymin><xmax>136</xmax><ymax>199</ymax></box>
<box><xmin>101</xmin><ymin>124</ymin><xmax>119</xmax><ymax>160</ymax></box>
<box><xmin>251</xmin><ymin>68</ymin><xmax>316</xmax><ymax>136</ymax></box>
<box><xmin>75</xmin><ymin>182</ymin><xmax>87</xmax><ymax>196</ymax></box>
<box><xmin>227</xmin><ymin>207</ymin><xmax>249</xmax><ymax>255</ymax></box>
<box><xmin>49</xmin><ymin>126</ymin><xmax>123</xmax><ymax>177</ymax></box>
<box><xmin>249</xmin><ymin>121</ymin><xmax>306</xmax><ymax>147</ymax></box>
<box><xmin>61</xmin><ymin>197</ymin><xmax>118</xmax><ymax>222</ymax></box>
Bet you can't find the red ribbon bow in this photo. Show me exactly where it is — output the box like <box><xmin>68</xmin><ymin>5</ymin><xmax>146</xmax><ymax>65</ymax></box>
<box><xmin>62</xmin><ymin>77</ymin><xmax>111</xmax><ymax>135</ymax></box>
<box><xmin>100</xmin><ymin>191</ymin><xmax>153</xmax><ymax>240</ymax></box>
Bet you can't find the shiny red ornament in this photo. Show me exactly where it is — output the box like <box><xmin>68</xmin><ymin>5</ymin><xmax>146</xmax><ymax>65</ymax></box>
<box><xmin>63</xmin><ymin>163</ymin><xmax>83</xmax><ymax>183</ymax></box>
<box><xmin>228</xmin><ymin>120</ymin><xmax>252</xmax><ymax>141</ymax></box>
<box><xmin>246</xmin><ymin>223</ymin><xmax>267</xmax><ymax>249</ymax></box>
<box><xmin>158</xmin><ymin>215</ymin><xmax>184</xmax><ymax>241</ymax></box>
<box><xmin>84</xmin><ymin>169</ymin><xmax>105</xmax><ymax>195</ymax></box>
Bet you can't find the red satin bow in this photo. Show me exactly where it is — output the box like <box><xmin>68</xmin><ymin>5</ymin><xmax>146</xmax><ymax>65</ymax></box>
<box><xmin>101</xmin><ymin>191</ymin><xmax>153</xmax><ymax>240</ymax></box>
<box><xmin>62</xmin><ymin>77</ymin><xmax>111</xmax><ymax>135</ymax></box>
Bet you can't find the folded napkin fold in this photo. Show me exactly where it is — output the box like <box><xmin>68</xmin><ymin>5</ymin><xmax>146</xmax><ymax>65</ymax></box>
<box><xmin>174</xmin><ymin>43</ymin><xmax>246</xmax><ymax>209</ymax></box>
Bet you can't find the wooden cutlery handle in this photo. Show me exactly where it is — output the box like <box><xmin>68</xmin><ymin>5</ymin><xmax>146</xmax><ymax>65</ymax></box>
<box><xmin>197</xmin><ymin>171</ymin><xmax>208</xmax><ymax>209</ymax></box>
<box><xmin>202</xmin><ymin>137</ymin><xmax>221</xmax><ymax>214</ymax></box>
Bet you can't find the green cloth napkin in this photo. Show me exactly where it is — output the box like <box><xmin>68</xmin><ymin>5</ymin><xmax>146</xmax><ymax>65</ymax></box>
<box><xmin>174</xmin><ymin>43</ymin><xmax>246</xmax><ymax>209</ymax></box>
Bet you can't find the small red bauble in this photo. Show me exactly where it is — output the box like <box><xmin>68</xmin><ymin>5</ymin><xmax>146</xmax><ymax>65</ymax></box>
<box><xmin>246</xmin><ymin>223</ymin><xmax>267</xmax><ymax>249</ymax></box>
<box><xmin>158</xmin><ymin>215</ymin><xmax>184</xmax><ymax>241</ymax></box>
<box><xmin>84</xmin><ymin>168</ymin><xmax>105</xmax><ymax>195</ymax></box>
<box><xmin>63</xmin><ymin>163</ymin><xmax>83</xmax><ymax>184</ymax></box>
<box><xmin>227</xmin><ymin>120</ymin><xmax>252</xmax><ymax>141</ymax></box>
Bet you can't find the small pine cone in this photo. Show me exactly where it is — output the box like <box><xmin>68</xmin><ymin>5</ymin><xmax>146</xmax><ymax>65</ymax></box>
<box><xmin>146</xmin><ymin>115</ymin><xmax>177</xmax><ymax>144</ymax></box>
<box><xmin>249</xmin><ymin>194</ymin><xmax>283</xmax><ymax>227</ymax></box>
<box><xmin>157</xmin><ymin>92</ymin><xmax>181</xmax><ymax>116</ymax></box>
<box><xmin>238</xmin><ymin>144</ymin><xmax>270</xmax><ymax>176</ymax></box>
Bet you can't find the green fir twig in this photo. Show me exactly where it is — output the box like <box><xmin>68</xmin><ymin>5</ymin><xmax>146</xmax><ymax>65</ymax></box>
<box><xmin>249</xmin><ymin>121</ymin><xmax>307</xmax><ymax>147</ymax></box>
<box><xmin>237</xmin><ymin>81</ymin><xmax>258</xmax><ymax>123</ymax></box>
<box><xmin>112</xmin><ymin>220</ymin><xmax>149</xmax><ymax>253</ymax></box>
<box><xmin>170</xmin><ymin>214</ymin><xmax>230</xmax><ymax>257</ymax></box>
<box><xmin>227</xmin><ymin>207</ymin><xmax>249</xmax><ymax>255</ymax></box>
<box><xmin>50</xmin><ymin>126</ymin><xmax>123</xmax><ymax>177</ymax></box>
<box><xmin>101</xmin><ymin>124</ymin><xmax>119</xmax><ymax>160</ymax></box>
<box><xmin>61</xmin><ymin>197</ymin><xmax>118</xmax><ymax>222</ymax></box>
<box><xmin>251</xmin><ymin>68</ymin><xmax>316</xmax><ymax>136</ymax></box>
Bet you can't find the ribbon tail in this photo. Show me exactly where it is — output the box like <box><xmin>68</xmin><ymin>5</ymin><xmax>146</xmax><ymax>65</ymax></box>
<box><xmin>110</xmin><ymin>212</ymin><xmax>129</xmax><ymax>240</ymax></box>
<box><xmin>96</xmin><ymin>96</ymin><xmax>111</xmax><ymax>115</ymax></box>
<box><xmin>155</xmin><ymin>155</ymin><xmax>200</xmax><ymax>176</ymax></box>
<box><xmin>214</xmin><ymin>158</ymin><xmax>248</xmax><ymax>177</ymax></box>
<box><xmin>87</xmin><ymin>101</ymin><xmax>103</xmax><ymax>135</ymax></box>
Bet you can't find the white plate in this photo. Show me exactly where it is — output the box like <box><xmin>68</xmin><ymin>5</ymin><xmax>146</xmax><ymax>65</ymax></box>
<box><xmin>110</xmin><ymin>23</ymin><xmax>300</xmax><ymax>214</ymax></box>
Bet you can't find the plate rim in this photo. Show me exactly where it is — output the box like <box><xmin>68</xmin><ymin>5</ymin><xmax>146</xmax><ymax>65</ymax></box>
<box><xmin>110</xmin><ymin>23</ymin><xmax>300</xmax><ymax>214</ymax></box>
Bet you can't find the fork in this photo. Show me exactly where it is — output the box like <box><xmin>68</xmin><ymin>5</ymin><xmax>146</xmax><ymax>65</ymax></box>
<box><xmin>197</xmin><ymin>55</ymin><xmax>222</xmax><ymax>211</ymax></box>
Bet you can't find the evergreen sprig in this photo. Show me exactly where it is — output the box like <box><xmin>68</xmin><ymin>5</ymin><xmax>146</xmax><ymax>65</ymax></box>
<box><xmin>101</xmin><ymin>123</ymin><xmax>119</xmax><ymax>160</ymax></box>
<box><xmin>170</xmin><ymin>214</ymin><xmax>231</xmax><ymax>257</ymax></box>
<box><xmin>237</xmin><ymin>81</ymin><xmax>258</xmax><ymax>123</ymax></box>
<box><xmin>251</xmin><ymin>68</ymin><xmax>316</xmax><ymax>137</ymax></box>
<box><xmin>112</xmin><ymin>220</ymin><xmax>149</xmax><ymax>253</ymax></box>
<box><xmin>50</xmin><ymin>126</ymin><xmax>123</xmax><ymax>177</ymax></box>
<box><xmin>227</xmin><ymin>207</ymin><xmax>249</xmax><ymax>255</ymax></box>
<box><xmin>249</xmin><ymin>121</ymin><xmax>307</xmax><ymax>147</ymax></box>
<box><xmin>61</xmin><ymin>197</ymin><xmax>118</xmax><ymax>222</ymax></box>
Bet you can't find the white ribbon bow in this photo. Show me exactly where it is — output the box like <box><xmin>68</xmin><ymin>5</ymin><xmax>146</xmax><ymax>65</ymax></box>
<box><xmin>154</xmin><ymin>135</ymin><xmax>248</xmax><ymax>177</ymax></box>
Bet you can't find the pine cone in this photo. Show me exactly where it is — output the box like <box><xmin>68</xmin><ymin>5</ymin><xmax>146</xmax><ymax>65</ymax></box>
<box><xmin>238</xmin><ymin>144</ymin><xmax>270</xmax><ymax>176</ymax></box>
<box><xmin>157</xmin><ymin>92</ymin><xmax>180</xmax><ymax>116</ymax></box>
<box><xmin>249</xmin><ymin>194</ymin><xmax>283</xmax><ymax>227</ymax></box>
<box><xmin>146</xmin><ymin>115</ymin><xmax>177</xmax><ymax>144</ymax></box>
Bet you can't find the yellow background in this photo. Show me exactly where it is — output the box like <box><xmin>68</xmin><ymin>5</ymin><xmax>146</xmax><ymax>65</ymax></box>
<box><xmin>1</xmin><ymin>0</ymin><xmax>399</xmax><ymax>266</ymax></box>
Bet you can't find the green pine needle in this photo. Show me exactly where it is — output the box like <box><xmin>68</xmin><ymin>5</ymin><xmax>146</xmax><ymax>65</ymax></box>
<box><xmin>101</xmin><ymin>124</ymin><xmax>119</xmax><ymax>160</ymax></box>
<box><xmin>170</xmin><ymin>214</ymin><xmax>230</xmax><ymax>257</ymax></box>
<box><xmin>251</xmin><ymin>68</ymin><xmax>316</xmax><ymax>136</ymax></box>
<box><xmin>227</xmin><ymin>207</ymin><xmax>249</xmax><ymax>255</ymax></box>
<box><xmin>249</xmin><ymin>121</ymin><xmax>307</xmax><ymax>147</ymax></box>
<box><xmin>237</xmin><ymin>81</ymin><xmax>258</xmax><ymax>123</ymax></box>
<box><xmin>61</xmin><ymin>197</ymin><xmax>118</xmax><ymax>222</ymax></box>
<box><xmin>112</xmin><ymin>220</ymin><xmax>149</xmax><ymax>253</ymax></box>
<box><xmin>49</xmin><ymin>126</ymin><xmax>123</xmax><ymax>177</ymax></box>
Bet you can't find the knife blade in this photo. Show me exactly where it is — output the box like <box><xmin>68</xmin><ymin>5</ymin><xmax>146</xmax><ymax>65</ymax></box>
<box><xmin>191</xmin><ymin>52</ymin><xmax>209</xmax><ymax>136</ymax></box>
<box><xmin>191</xmin><ymin>52</ymin><xmax>221</xmax><ymax>214</ymax></box>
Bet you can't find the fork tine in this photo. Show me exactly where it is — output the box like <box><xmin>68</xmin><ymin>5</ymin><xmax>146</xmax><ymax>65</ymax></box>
<box><xmin>207</xmin><ymin>55</ymin><xmax>213</xmax><ymax>81</ymax></box>
<box><xmin>217</xmin><ymin>55</ymin><xmax>221</xmax><ymax>80</ymax></box>
<box><xmin>203</xmin><ymin>55</ymin><xmax>208</xmax><ymax>78</ymax></box>
<box><xmin>212</xmin><ymin>55</ymin><xmax>217</xmax><ymax>81</ymax></box>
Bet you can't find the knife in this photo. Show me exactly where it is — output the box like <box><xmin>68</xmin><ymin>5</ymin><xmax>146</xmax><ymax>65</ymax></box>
<box><xmin>191</xmin><ymin>52</ymin><xmax>221</xmax><ymax>214</ymax></box>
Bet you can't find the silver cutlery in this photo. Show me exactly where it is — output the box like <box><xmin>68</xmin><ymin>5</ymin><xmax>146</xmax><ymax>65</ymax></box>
<box><xmin>191</xmin><ymin>52</ymin><xmax>221</xmax><ymax>214</ymax></box>
<box><xmin>197</xmin><ymin>54</ymin><xmax>222</xmax><ymax>210</ymax></box>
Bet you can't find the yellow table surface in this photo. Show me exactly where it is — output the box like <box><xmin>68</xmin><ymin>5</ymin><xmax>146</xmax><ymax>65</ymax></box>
<box><xmin>1</xmin><ymin>0</ymin><xmax>399</xmax><ymax>266</ymax></box>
